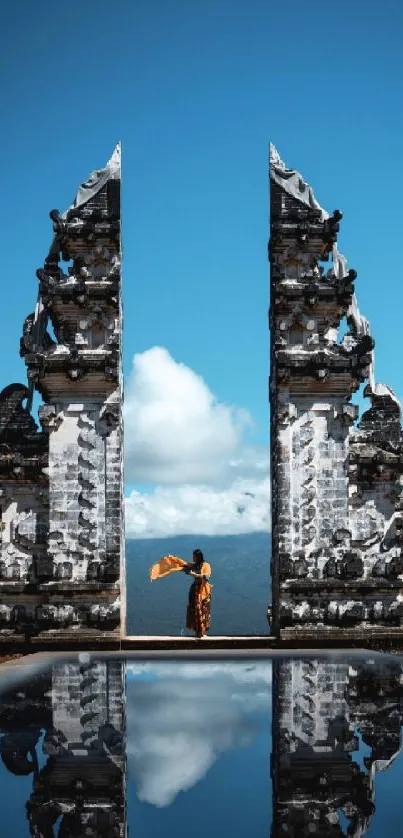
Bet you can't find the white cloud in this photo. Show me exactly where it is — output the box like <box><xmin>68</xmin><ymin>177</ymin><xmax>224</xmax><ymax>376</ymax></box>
<box><xmin>126</xmin><ymin>663</ymin><xmax>271</xmax><ymax>807</ymax></box>
<box><xmin>123</xmin><ymin>347</ymin><xmax>270</xmax><ymax>538</ymax></box>
<box><xmin>126</xmin><ymin>661</ymin><xmax>272</xmax><ymax>684</ymax></box>
<box><xmin>125</xmin><ymin>476</ymin><xmax>270</xmax><ymax>538</ymax></box>
<box><xmin>124</xmin><ymin>347</ymin><xmax>266</xmax><ymax>485</ymax></box>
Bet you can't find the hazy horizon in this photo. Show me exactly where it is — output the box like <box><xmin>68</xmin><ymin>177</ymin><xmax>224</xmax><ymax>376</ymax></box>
<box><xmin>125</xmin><ymin>530</ymin><xmax>270</xmax><ymax>541</ymax></box>
<box><xmin>126</xmin><ymin>532</ymin><xmax>271</xmax><ymax>636</ymax></box>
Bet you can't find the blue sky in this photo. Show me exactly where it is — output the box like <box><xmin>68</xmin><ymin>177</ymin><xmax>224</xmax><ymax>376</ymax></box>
<box><xmin>2</xmin><ymin>0</ymin><xmax>403</xmax><ymax>537</ymax></box>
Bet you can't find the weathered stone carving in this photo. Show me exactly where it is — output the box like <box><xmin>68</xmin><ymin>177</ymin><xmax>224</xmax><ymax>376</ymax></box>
<box><xmin>272</xmin><ymin>657</ymin><xmax>403</xmax><ymax>836</ymax></box>
<box><xmin>0</xmin><ymin>146</ymin><xmax>125</xmax><ymax>640</ymax></box>
<box><xmin>0</xmin><ymin>660</ymin><xmax>126</xmax><ymax>837</ymax></box>
<box><xmin>270</xmin><ymin>145</ymin><xmax>403</xmax><ymax>639</ymax></box>
<box><xmin>0</xmin><ymin>384</ymin><xmax>48</xmax><ymax>601</ymax></box>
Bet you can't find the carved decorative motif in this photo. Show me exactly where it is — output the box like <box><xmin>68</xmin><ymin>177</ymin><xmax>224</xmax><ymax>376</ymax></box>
<box><xmin>0</xmin><ymin>146</ymin><xmax>123</xmax><ymax>639</ymax></box>
<box><xmin>0</xmin><ymin>661</ymin><xmax>125</xmax><ymax>836</ymax></box>
<box><xmin>270</xmin><ymin>146</ymin><xmax>403</xmax><ymax>637</ymax></box>
<box><xmin>272</xmin><ymin>658</ymin><xmax>403</xmax><ymax>836</ymax></box>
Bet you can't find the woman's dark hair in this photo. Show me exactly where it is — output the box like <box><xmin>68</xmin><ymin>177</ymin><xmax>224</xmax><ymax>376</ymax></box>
<box><xmin>193</xmin><ymin>548</ymin><xmax>204</xmax><ymax>564</ymax></box>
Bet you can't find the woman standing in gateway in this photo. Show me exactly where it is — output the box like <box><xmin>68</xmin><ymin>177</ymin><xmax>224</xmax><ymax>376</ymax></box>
<box><xmin>183</xmin><ymin>549</ymin><xmax>212</xmax><ymax>639</ymax></box>
<box><xmin>149</xmin><ymin>548</ymin><xmax>212</xmax><ymax>639</ymax></box>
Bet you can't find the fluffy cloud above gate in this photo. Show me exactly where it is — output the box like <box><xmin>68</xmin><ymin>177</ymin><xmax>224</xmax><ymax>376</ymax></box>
<box><xmin>124</xmin><ymin>347</ymin><xmax>269</xmax><ymax>537</ymax></box>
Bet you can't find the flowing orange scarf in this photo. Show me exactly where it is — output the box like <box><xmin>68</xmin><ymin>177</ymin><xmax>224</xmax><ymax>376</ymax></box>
<box><xmin>149</xmin><ymin>554</ymin><xmax>191</xmax><ymax>581</ymax></box>
<box><xmin>149</xmin><ymin>556</ymin><xmax>212</xmax><ymax>594</ymax></box>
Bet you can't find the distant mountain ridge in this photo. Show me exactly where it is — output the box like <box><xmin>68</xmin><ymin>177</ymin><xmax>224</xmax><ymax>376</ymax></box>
<box><xmin>126</xmin><ymin>532</ymin><xmax>271</xmax><ymax>636</ymax></box>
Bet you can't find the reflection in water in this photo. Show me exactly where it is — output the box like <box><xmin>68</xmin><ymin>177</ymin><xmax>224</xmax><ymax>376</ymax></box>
<box><xmin>126</xmin><ymin>662</ymin><xmax>271</xmax><ymax>838</ymax></box>
<box><xmin>126</xmin><ymin>662</ymin><xmax>271</xmax><ymax>808</ymax></box>
<box><xmin>0</xmin><ymin>660</ymin><xmax>125</xmax><ymax>837</ymax></box>
<box><xmin>1</xmin><ymin>655</ymin><xmax>403</xmax><ymax>836</ymax></box>
<box><xmin>272</xmin><ymin>657</ymin><xmax>403</xmax><ymax>837</ymax></box>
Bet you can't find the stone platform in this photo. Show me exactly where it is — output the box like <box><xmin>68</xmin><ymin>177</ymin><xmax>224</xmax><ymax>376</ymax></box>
<box><xmin>2</xmin><ymin>632</ymin><xmax>403</xmax><ymax>657</ymax></box>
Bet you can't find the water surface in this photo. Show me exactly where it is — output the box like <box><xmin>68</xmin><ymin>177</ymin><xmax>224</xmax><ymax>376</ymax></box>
<box><xmin>1</xmin><ymin>652</ymin><xmax>403</xmax><ymax>836</ymax></box>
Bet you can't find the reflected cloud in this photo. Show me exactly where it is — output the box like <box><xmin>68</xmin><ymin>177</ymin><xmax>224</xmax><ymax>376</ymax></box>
<box><xmin>3</xmin><ymin>655</ymin><xmax>403</xmax><ymax>834</ymax></box>
<box><xmin>127</xmin><ymin>662</ymin><xmax>271</xmax><ymax>807</ymax></box>
<box><xmin>127</xmin><ymin>661</ymin><xmax>272</xmax><ymax>683</ymax></box>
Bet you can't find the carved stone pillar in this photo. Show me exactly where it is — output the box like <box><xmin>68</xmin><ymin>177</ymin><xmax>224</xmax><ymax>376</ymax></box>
<box><xmin>269</xmin><ymin>146</ymin><xmax>403</xmax><ymax>640</ymax></box>
<box><xmin>21</xmin><ymin>146</ymin><xmax>124</xmax><ymax>638</ymax></box>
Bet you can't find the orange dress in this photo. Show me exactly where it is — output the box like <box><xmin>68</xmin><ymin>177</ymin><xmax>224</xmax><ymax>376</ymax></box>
<box><xmin>186</xmin><ymin>561</ymin><xmax>212</xmax><ymax>637</ymax></box>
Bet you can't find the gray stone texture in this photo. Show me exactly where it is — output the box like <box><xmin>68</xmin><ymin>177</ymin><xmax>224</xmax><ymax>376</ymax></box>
<box><xmin>272</xmin><ymin>657</ymin><xmax>403</xmax><ymax>835</ymax></box>
<box><xmin>0</xmin><ymin>148</ymin><xmax>124</xmax><ymax>639</ymax></box>
<box><xmin>0</xmin><ymin>659</ymin><xmax>126</xmax><ymax>835</ymax></box>
<box><xmin>270</xmin><ymin>157</ymin><xmax>403</xmax><ymax>640</ymax></box>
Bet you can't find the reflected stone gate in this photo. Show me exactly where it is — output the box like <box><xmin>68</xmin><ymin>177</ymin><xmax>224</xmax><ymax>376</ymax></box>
<box><xmin>271</xmin><ymin>657</ymin><xmax>403</xmax><ymax>836</ymax></box>
<box><xmin>0</xmin><ymin>660</ymin><xmax>126</xmax><ymax>837</ymax></box>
